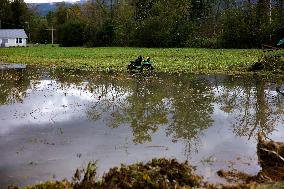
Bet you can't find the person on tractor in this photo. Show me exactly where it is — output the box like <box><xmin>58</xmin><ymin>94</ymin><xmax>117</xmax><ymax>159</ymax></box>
<box><xmin>134</xmin><ymin>55</ymin><xmax>143</xmax><ymax>66</ymax></box>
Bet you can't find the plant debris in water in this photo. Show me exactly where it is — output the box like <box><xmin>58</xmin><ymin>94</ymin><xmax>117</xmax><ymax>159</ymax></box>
<box><xmin>98</xmin><ymin>158</ymin><xmax>201</xmax><ymax>189</ymax></box>
<box><xmin>21</xmin><ymin>158</ymin><xmax>201</xmax><ymax>189</ymax></box>
<box><xmin>249</xmin><ymin>51</ymin><xmax>284</xmax><ymax>73</ymax></box>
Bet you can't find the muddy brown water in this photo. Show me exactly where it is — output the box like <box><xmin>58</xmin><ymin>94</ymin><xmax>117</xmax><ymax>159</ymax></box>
<box><xmin>0</xmin><ymin>66</ymin><xmax>284</xmax><ymax>188</ymax></box>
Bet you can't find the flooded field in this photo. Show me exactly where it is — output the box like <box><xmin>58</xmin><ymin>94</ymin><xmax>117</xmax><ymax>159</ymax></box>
<box><xmin>0</xmin><ymin>66</ymin><xmax>284</xmax><ymax>188</ymax></box>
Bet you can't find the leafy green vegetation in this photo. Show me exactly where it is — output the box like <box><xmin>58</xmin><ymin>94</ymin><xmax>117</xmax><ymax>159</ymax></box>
<box><xmin>0</xmin><ymin>46</ymin><xmax>267</xmax><ymax>73</ymax></box>
<box><xmin>249</xmin><ymin>50</ymin><xmax>284</xmax><ymax>73</ymax></box>
<box><xmin>16</xmin><ymin>156</ymin><xmax>284</xmax><ymax>189</ymax></box>
<box><xmin>20</xmin><ymin>158</ymin><xmax>201</xmax><ymax>189</ymax></box>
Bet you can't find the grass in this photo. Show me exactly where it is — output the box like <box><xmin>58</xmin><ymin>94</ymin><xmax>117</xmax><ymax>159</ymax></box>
<box><xmin>0</xmin><ymin>45</ymin><xmax>267</xmax><ymax>73</ymax></box>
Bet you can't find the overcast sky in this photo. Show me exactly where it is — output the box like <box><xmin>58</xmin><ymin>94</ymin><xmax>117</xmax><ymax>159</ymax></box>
<box><xmin>25</xmin><ymin>0</ymin><xmax>78</xmax><ymax>4</ymax></box>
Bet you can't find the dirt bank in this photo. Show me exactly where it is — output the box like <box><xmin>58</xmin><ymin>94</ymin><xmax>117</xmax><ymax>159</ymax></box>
<box><xmin>215</xmin><ymin>132</ymin><xmax>284</xmax><ymax>188</ymax></box>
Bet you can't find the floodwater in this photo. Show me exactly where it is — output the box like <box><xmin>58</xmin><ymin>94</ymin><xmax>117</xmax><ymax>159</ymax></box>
<box><xmin>0</xmin><ymin>66</ymin><xmax>284</xmax><ymax>187</ymax></box>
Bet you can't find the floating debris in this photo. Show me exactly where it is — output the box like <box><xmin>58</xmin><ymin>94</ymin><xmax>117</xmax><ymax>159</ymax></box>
<box><xmin>98</xmin><ymin>158</ymin><xmax>201</xmax><ymax>189</ymax></box>
<box><xmin>0</xmin><ymin>63</ymin><xmax>26</xmax><ymax>70</ymax></box>
<box><xmin>11</xmin><ymin>154</ymin><xmax>284</xmax><ymax>189</ymax></box>
<box><xmin>22</xmin><ymin>158</ymin><xmax>202</xmax><ymax>189</ymax></box>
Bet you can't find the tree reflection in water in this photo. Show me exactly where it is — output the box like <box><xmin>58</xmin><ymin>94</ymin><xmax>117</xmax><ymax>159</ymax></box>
<box><xmin>1</xmin><ymin>68</ymin><xmax>284</xmax><ymax>156</ymax></box>
<box><xmin>215</xmin><ymin>75</ymin><xmax>284</xmax><ymax>139</ymax></box>
<box><xmin>89</xmin><ymin>75</ymin><xmax>170</xmax><ymax>144</ymax></box>
<box><xmin>165</xmin><ymin>75</ymin><xmax>214</xmax><ymax>157</ymax></box>
<box><xmin>87</xmin><ymin>73</ymin><xmax>215</xmax><ymax>155</ymax></box>
<box><xmin>0</xmin><ymin>69</ymin><xmax>30</xmax><ymax>104</ymax></box>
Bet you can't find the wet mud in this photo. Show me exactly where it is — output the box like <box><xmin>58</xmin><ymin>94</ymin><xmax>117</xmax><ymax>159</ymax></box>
<box><xmin>256</xmin><ymin>133</ymin><xmax>284</xmax><ymax>182</ymax></box>
<box><xmin>215</xmin><ymin>133</ymin><xmax>284</xmax><ymax>188</ymax></box>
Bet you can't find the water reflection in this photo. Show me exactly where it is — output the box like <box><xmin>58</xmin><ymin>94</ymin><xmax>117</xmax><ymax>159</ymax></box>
<box><xmin>85</xmin><ymin>74</ymin><xmax>216</xmax><ymax>147</ymax></box>
<box><xmin>97</xmin><ymin>77</ymin><xmax>170</xmax><ymax>144</ymax></box>
<box><xmin>0</xmin><ymin>66</ymin><xmax>284</xmax><ymax>187</ymax></box>
<box><xmin>215</xmin><ymin>76</ymin><xmax>284</xmax><ymax>139</ymax></box>
<box><xmin>0</xmin><ymin>69</ymin><xmax>29</xmax><ymax>104</ymax></box>
<box><xmin>1</xmin><ymin>67</ymin><xmax>283</xmax><ymax>145</ymax></box>
<box><xmin>166</xmin><ymin>76</ymin><xmax>214</xmax><ymax>157</ymax></box>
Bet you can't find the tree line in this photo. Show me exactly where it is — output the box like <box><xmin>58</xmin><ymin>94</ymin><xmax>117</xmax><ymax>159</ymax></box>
<box><xmin>0</xmin><ymin>0</ymin><xmax>283</xmax><ymax>48</ymax></box>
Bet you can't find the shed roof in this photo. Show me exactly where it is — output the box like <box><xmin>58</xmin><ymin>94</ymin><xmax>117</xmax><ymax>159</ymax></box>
<box><xmin>0</xmin><ymin>29</ymin><xmax>28</xmax><ymax>38</ymax></box>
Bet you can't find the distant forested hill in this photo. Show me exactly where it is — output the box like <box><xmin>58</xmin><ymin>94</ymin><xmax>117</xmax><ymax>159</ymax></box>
<box><xmin>28</xmin><ymin>3</ymin><xmax>68</xmax><ymax>16</ymax></box>
<box><xmin>28</xmin><ymin>0</ymin><xmax>113</xmax><ymax>16</ymax></box>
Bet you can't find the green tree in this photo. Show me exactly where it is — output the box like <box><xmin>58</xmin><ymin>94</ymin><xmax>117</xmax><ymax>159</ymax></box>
<box><xmin>0</xmin><ymin>0</ymin><xmax>12</xmax><ymax>28</ymax></box>
<box><xmin>10</xmin><ymin>0</ymin><xmax>29</xmax><ymax>29</ymax></box>
<box><xmin>54</xmin><ymin>3</ymin><xmax>69</xmax><ymax>25</ymax></box>
<box><xmin>19</xmin><ymin>0</ymin><xmax>283</xmax><ymax>47</ymax></box>
<box><xmin>257</xmin><ymin>0</ymin><xmax>270</xmax><ymax>24</ymax></box>
<box><xmin>58</xmin><ymin>21</ymin><xmax>85</xmax><ymax>46</ymax></box>
<box><xmin>112</xmin><ymin>0</ymin><xmax>135</xmax><ymax>46</ymax></box>
<box><xmin>81</xmin><ymin>0</ymin><xmax>110</xmax><ymax>46</ymax></box>
<box><xmin>132</xmin><ymin>0</ymin><xmax>193</xmax><ymax>47</ymax></box>
<box><xmin>34</xmin><ymin>20</ymin><xmax>51</xmax><ymax>44</ymax></box>
<box><xmin>46</xmin><ymin>11</ymin><xmax>55</xmax><ymax>26</ymax></box>
<box><xmin>219</xmin><ymin>5</ymin><xmax>261</xmax><ymax>48</ymax></box>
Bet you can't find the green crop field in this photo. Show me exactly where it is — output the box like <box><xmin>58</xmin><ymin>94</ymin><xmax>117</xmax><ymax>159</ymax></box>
<box><xmin>0</xmin><ymin>45</ymin><xmax>265</xmax><ymax>73</ymax></box>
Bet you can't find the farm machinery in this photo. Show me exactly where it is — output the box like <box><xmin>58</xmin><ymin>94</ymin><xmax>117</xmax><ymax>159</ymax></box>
<box><xmin>127</xmin><ymin>56</ymin><xmax>154</xmax><ymax>71</ymax></box>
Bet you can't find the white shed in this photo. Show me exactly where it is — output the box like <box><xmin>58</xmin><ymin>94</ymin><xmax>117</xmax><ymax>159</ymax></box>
<box><xmin>0</xmin><ymin>29</ymin><xmax>28</xmax><ymax>47</ymax></box>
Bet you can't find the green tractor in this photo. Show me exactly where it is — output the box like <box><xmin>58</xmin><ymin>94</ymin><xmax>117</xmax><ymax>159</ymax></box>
<box><xmin>277</xmin><ymin>38</ymin><xmax>284</xmax><ymax>46</ymax></box>
<box><xmin>127</xmin><ymin>56</ymin><xmax>154</xmax><ymax>71</ymax></box>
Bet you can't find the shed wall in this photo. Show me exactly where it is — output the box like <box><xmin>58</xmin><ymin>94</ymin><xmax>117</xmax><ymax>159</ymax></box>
<box><xmin>2</xmin><ymin>38</ymin><xmax>27</xmax><ymax>47</ymax></box>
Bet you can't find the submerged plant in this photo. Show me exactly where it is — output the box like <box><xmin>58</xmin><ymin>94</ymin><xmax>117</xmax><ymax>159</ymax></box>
<box><xmin>99</xmin><ymin>158</ymin><xmax>202</xmax><ymax>189</ymax></box>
